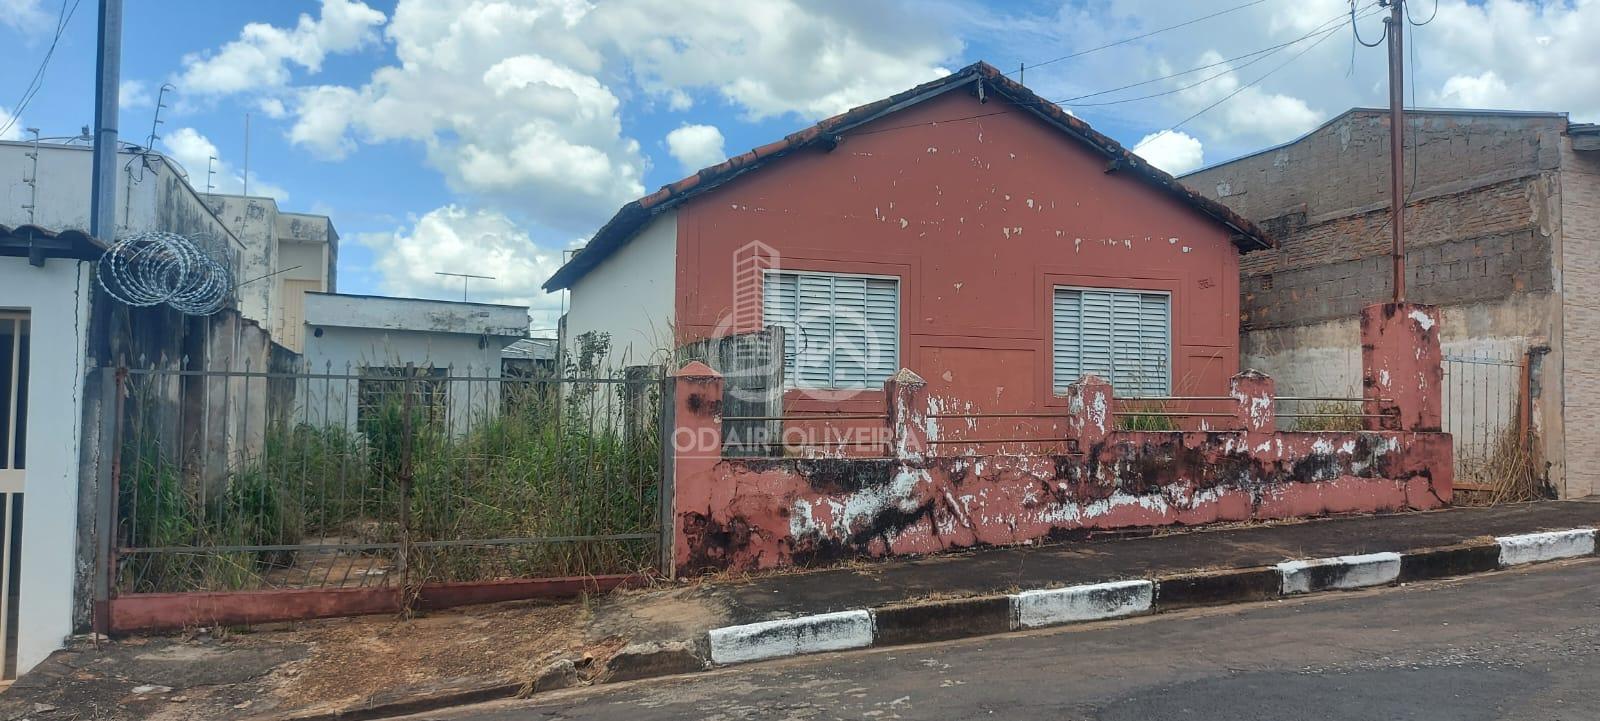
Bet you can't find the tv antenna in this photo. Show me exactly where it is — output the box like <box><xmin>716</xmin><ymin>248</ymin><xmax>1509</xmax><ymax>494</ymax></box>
<box><xmin>435</xmin><ymin>271</ymin><xmax>496</xmax><ymax>301</ymax></box>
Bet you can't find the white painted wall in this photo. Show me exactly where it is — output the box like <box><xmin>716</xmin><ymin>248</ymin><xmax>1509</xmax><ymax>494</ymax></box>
<box><xmin>0</xmin><ymin>256</ymin><xmax>93</xmax><ymax>674</ymax></box>
<box><xmin>566</xmin><ymin>210</ymin><xmax>677</xmax><ymax>369</ymax></box>
<box><xmin>0</xmin><ymin>141</ymin><xmax>238</xmax><ymax>248</ymax></box>
<box><xmin>299</xmin><ymin>295</ymin><xmax>529</xmax><ymax>435</ymax></box>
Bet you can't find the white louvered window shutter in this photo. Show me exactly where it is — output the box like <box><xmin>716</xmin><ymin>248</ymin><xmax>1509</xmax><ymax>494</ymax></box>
<box><xmin>762</xmin><ymin>271</ymin><xmax>899</xmax><ymax>389</ymax></box>
<box><xmin>1053</xmin><ymin>288</ymin><xmax>1170</xmax><ymax>396</ymax></box>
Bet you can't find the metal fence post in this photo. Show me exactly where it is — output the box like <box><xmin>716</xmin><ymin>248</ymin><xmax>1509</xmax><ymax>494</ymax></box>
<box><xmin>657</xmin><ymin>373</ymin><xmax>676</xmax><ymax>580</ymax></box>
<box><xmin>92</xmin><ymin>367</ymin><xmax>124</xmax><ymax>635</ymax></box>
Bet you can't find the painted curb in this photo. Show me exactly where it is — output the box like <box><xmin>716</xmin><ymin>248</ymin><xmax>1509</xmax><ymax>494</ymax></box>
<box><xmin>1496</xmin><ymin>529</ymin><xmax>1597</xmax><ymax>566</ymax></box>
<box><xmin>708</xmin><ymin>610</ymin><xmax>874</xmax><ymax>665</ymax></box>
<box><xmin>1154</xmin><ymin>567</ymin><xmax>1281</xmax><ymax>611</ymax></box>
<box><xmin>1276</xmin><ymin>552</ymin><xmax>1402</xmax><ymax>595</ymax></box>
<box><xmin>1398</xmin><ymin>542</ymin><xmax>1502</xmax><ymax>582</ymax></box>
<box><xmin>1011</xmin><ymin>580</ymin><xmax>1154</xmax><ymax>630</ymax></box>
<box><xmin>872</xmin><ymin>595</ymin><xmax>1012</xmax><ymax>646</ymax></box>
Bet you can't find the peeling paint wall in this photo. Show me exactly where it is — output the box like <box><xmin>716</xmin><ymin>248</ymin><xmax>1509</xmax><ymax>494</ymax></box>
<box><xmin>672</xmin><ymin>90</ymin><xmax>1243</xmax><ymax>419</ymax></box>
<box><xmin>670</xmin><ymin>344</ymin><xmax>1452</xmax><ymax>575</ymax></box>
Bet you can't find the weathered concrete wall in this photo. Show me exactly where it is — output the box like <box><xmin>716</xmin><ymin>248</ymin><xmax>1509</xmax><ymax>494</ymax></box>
<box><xmin>1185</xmin><ymin>109</ymin><xmax>1571</xmax><ymax>492</ymax></box>
<box><xmin>673</xmin><ymin>89</ymin><xmax>1245</xmax><ymax>420</ymax></box>
<box><xmin>0</xmin><ymin>142</ymin><xmax>239</xmax><ymax>249</ymax></box>
<box><xmin>669</xmin><ymin>363</ymin><xmax>1451</xmax><ymax>574</ymax></box>
<box><xmin>205</xmin><ymin>195</ymin><xmax>280</xmax><ymax>329</ymax></box>
<box><xmin>1561</xmin><ymin>143</ymin><xmax>1600</xmax><ymax>498</ymax></box>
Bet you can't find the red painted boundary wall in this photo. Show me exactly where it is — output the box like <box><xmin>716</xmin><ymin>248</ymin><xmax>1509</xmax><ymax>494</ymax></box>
<box><xmin>670</xmin><ymin>302</ymin><xmax>1453</xmax><ymax>575</ymax></box>
<box><xmin>108</xmin><ymin>574</ymin><xmax>648</xmax><ymax>634</ymax></box>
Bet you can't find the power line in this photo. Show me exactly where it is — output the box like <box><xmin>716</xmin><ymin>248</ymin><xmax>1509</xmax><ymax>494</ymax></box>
<box><xmin>1052</xmin><ymin>4</ymin><xmax>1373</xmax><ymax>107</ymax></box>
<box><xmin>1013</xmin><ymin>0</ymin><xmax>1278</xmax><ymax>75</ymax></box>
<box><xmin>1133</xmin><ymin>8</ymin><xmax>1352</xmax><ymax>151</ymax></box>
<box><xmin>0</xmin><ymin>0</ymin><xmax>85</xmax><ymax>138</ymax></box>
<box><xmin>1062</xmin><ymin>5</ymin><xmax>1377</xmax><ymax>110</ymax></box>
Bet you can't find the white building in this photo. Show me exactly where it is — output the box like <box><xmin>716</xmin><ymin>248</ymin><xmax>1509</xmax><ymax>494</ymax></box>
<box><xmin>299</xmin><ymin>292</ymin><xmax>530</xmax><ymax>435</ymax></box>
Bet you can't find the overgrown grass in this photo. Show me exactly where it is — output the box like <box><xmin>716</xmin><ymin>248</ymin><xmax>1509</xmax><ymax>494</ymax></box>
<box><xmin>1115</xmin><ymin>400</ymin><xmax>1178</xmax><ymax>431</ymax></box>
<box><xmin>117</xmin><ymin>370</ymin><xmax>662</xmax><ymax>594</ymax></box>
<box><xmin>1291</xmin><ymin>401</ymin><xmax>1367</xmax><ymax>432</ymax></box>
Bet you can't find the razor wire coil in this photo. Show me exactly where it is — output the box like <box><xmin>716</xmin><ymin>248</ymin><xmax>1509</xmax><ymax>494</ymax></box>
<box><xmin>97</xmin><ymin>231</ymin><xmax>233</xmax><ymax>315</ymax></box>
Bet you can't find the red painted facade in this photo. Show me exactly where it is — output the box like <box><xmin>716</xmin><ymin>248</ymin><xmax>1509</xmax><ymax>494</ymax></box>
<box><xmin>670</xmin><ymin>358</ymin><xmax>1453</xmax><ymax>576</ymax></box>
<box><xmin>672</xmin><ymin>90</ymin><xmax>1243</xmax><ymax>416</ymax></box>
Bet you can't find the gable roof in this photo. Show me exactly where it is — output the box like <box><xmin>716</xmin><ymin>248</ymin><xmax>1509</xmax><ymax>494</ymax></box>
<box><xmin>544</xmin><ymin>61</ymin><xmax>1273</xmax><ymax>292</ymax></box>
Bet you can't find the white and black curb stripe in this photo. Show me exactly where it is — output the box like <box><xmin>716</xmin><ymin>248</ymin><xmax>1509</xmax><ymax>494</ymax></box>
<box><xmin>700</xmin><ymin>527</ymin><xmax>1599</xmax><ymax>668</ymax></box>
<box><xmin>1496</xmin><ymin>528</ymin><xmax>1597</xmax><ymax>566</ymax></box>
<box><xmin>707</xmin><ymin>610</ymin><xmax>874</xmax><ymax>665</ymax></box>
<box><xmin>1276</xmin><ymin>552</ymin><xmax>1402</xmax><ymax>595</ymax></box>
<box><xmin>1012</xmin><ymin>579</ymin><xmax>1153</xmax><ymax>629</ymax></box>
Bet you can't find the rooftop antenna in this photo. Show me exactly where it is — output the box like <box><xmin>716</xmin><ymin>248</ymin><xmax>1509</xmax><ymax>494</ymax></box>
<box><xmin>142</xmin><ymin>83</ymin><xmax>173</xmax><ymax>152</ymax></box>
<box><xmin>21</xmin><ymin>128</ymin><xmax>40</xmax><ymax>223</ymax></box>
<box><xmin>206</xmin><ymin>155</ymin><xmax>216</xmax><ymax>195</ymax></box>
<box><xmin>435</xmin><ymin>271</ymin><xmax>495</xmax><ymax>302</ymax></box>
<box><xmin>242</xmin><ymin>111</ymin><xmax>250</xmax><ymax>197</ymax></box>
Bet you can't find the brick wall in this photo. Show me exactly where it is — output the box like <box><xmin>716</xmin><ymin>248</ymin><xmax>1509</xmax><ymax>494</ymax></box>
<box><xmin>1187</xmin><ymin>110</ymin><xmax>1564</xmax><ymax>331</ymax></box>
<box><xmin>1562</xmin><ymin>144</ymin><xmax>1600</xmax><ymax>498</ymax></box>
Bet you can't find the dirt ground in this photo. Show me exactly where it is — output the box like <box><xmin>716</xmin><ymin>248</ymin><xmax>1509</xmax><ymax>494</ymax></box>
<box><xmin>0</xmin><ymin>595</ymin><xmax>654</xmax><ymax>721</ymax></box>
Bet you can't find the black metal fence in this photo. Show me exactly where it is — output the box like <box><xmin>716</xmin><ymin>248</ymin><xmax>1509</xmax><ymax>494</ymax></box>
<box><xmin>110</xmin><ymin>362</ymin><xmax>664</xmax><ymax>594</ymax></box>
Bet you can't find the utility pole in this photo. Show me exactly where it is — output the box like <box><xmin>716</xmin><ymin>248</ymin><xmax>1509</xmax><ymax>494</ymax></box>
<box><xmin>434</xmin><ymin>271</ymin><xmax>495</xmax><ymax>302</ymax></box>
<box><xmin>1385</xmin><ymin>0</ymin><xmax>1406</xmax><ymax>303</ymax></box>
<box><xmin>89</xmin><ymin>0</ymin><xmax>123</xmax><ymax>241</ymax></box>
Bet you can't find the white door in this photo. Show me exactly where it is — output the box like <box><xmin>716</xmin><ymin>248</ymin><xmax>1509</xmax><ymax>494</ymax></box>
<box><xmin>0</xmin><ymin>312</ymin><xmax>28</xmax><ymax>679</ymax></box>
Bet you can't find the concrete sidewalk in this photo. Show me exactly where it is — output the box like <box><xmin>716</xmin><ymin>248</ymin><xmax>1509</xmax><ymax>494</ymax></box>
<box><xmin>4</xmin><ymin>501</ymin><xmax>1596</xmax><ymax>720</ymax></box>
<box><xmin>595</xmin><ymin>499</ymin><xmax>1600</xmax><ymax>642</ymax></box>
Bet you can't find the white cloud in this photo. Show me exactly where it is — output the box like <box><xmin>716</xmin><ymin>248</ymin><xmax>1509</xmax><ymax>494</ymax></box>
<box><xmin>588</xmin><ymin>0</ymin><xmax>958</xmax><ymax>119</ymax></box>
<box><xmin>0</xmin><ymin>0</ymin><xmax>49</xmax><ymax>32</ymax></box>
<box><xmin>263</xmin><ymin>0</ymin><xmax>957</xmax><ymax>233</ymax></box>
<box><xmin>1425</xmin><ymin>1</ymin><xmax>1600</xmax><ymax>119</ymax></box>
<box><xmin>665</xmin><ymin>124</ymin><xmax>726</xmax><ymax>173</ymax></box>
<box><xmin>356</xmin><ymin>205</ymin><xmax>565</xmax><ymax>327</ymax></box>
<box><xmin>1134</xmin><ymin>130</ymin><xmax>1204</xmax><ymax>175</ymax></box>
<box><xmin>177</xmin><ymin>0</ymin><xmax>385</xmax><ymax>95</ymax></box>
<box><xmin>0</xmin><ymin>106</ymin><xmax>21</xmax><ymax>141</ymax></box>
<box><xmin>162</xmin><ymin>127</ymin><xmax>290</xmax><ymax>202</ymax></box>
<box><xmin>120</xmin><ymin>80</ymin><xmax>153</xmax><ymax>109</ymax></box>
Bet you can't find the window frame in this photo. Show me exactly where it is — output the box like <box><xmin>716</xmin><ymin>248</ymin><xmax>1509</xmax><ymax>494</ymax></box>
<box><xmin>1050</xmin><ymin>284</ymin><xmax>1174</xmax><ymax>397</ymax></box>
<box><xmin>761</xmin><ymin>268</ymin><xmax>902</xmax><ymax>391</ymax></box>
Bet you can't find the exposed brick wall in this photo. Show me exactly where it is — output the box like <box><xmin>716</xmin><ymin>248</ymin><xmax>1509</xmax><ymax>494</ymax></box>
<box><xmin>1562</xmin><ymin>145</ymin><xmax>1600</xmax><ymax>498</ymax></box>
<box><xmin>1189</xmin><ymin>110</ymin><xmax>1564</xmax><ymax>222</ymax></box>
<box><xmin>1186</xmin><ymin>110</ymin><xmax>1564</xmax><ymax>331</ymax></box>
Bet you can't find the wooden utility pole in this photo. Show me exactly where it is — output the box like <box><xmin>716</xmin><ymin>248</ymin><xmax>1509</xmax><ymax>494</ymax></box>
<box><xmin>1385</xmin><ymin>0</ymin><xmax>1406</xmax><ymax>302</ymax></box>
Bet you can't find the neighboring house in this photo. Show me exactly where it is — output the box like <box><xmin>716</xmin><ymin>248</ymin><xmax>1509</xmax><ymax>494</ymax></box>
<box><xmin>298</xmin><ymin>292</ymin><xmax>530</xmax><ymax>434</ymax></box>
<box><xmin>0</xmin><ymin>225</ymin><xmax>97</xmax><ymax>679</ymax></box>
<box><xmin>0</xmin><ymin>139</ymin><xmax>338</xmax><ymax>351</ymax></box>
<box><xmin>546</xmin><ymin>62</ymin><xmax>1271</xmax><ymax>418</ymax></box>
<box><xmin>502</xmin><ymin>337</ymin><xmax>557</xmax><ymax>377</ymax></box>
<box><xmin>203</xmin><ymin>194</ymin><xmax>338</xmax><ymax>352</ymax></box>
<box><xmin>1185</xmin><ymin>109</ymin><xmax>1600</xmax><ymax>498</ymax></box>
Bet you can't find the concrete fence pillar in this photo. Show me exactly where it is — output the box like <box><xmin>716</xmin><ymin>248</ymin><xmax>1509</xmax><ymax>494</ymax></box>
<box><xmin>670</xmin><ymin>361</ymin><xmax>724</xmax><ymax>575</ymax></box>
<box><xmin>1361</xmin><ymin>303</ymin><xmax>1443</xmax><ymax>432</ymax></box>
<box><xmin>885</xmin><ymin>369</ymin><xmax>929</xmax><ymax>461</ymax></box>
<box><xmin>1067</xmin><ymin>374</ymin><xmax>1114</xmax><ymax>449</ymax></box>
<box><xmin>1230</xmin><ymin>370</ymin><xmax>1276</xmax><ymax>445</ymax></box>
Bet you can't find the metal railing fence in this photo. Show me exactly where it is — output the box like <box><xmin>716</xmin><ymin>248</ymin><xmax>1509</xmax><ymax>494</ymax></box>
<box><xmin>110</xmin><ymin>362</ymin><xmax>664</xmax><ymax>595</ymax></box>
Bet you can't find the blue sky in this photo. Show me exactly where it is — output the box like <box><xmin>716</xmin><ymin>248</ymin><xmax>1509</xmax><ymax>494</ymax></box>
<box><xmin>1</xmin><ymin>0</ymin><xmax>1594</xmax><ymax>330</ymax></box>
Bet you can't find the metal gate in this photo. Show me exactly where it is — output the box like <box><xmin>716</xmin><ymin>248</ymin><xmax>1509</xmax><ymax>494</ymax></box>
<box><xmin>0</xmin><ymin>312</ymin><xmax>26</xmax><ymax>679</ymax></box>
<box><xmin>104</xmin><ymin>361</ymin><xmax>666</xmax><ymax>626</ymax></box>
<box><xmin>1441</xmin><ymin>351</ymin><xmax>1529</xmax><ymax>492</ymax></box>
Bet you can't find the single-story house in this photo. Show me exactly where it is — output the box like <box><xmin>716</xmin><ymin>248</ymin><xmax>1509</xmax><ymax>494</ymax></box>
<box><xmin>297</xmin><ymin>292</ymin><xmax>531</xmax><ymax>435</ymax></box>
<box><xmin>545</xmin><ymin>61</ymin><xmax>1271</xmax><ymax>428</ymax></box>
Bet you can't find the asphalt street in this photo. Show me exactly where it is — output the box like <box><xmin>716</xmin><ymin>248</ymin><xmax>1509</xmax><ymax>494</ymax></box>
<box><xmin>415</xmin><ymin>557</ymin><xmax>1600</xmax><ymax>720</ymax></box>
